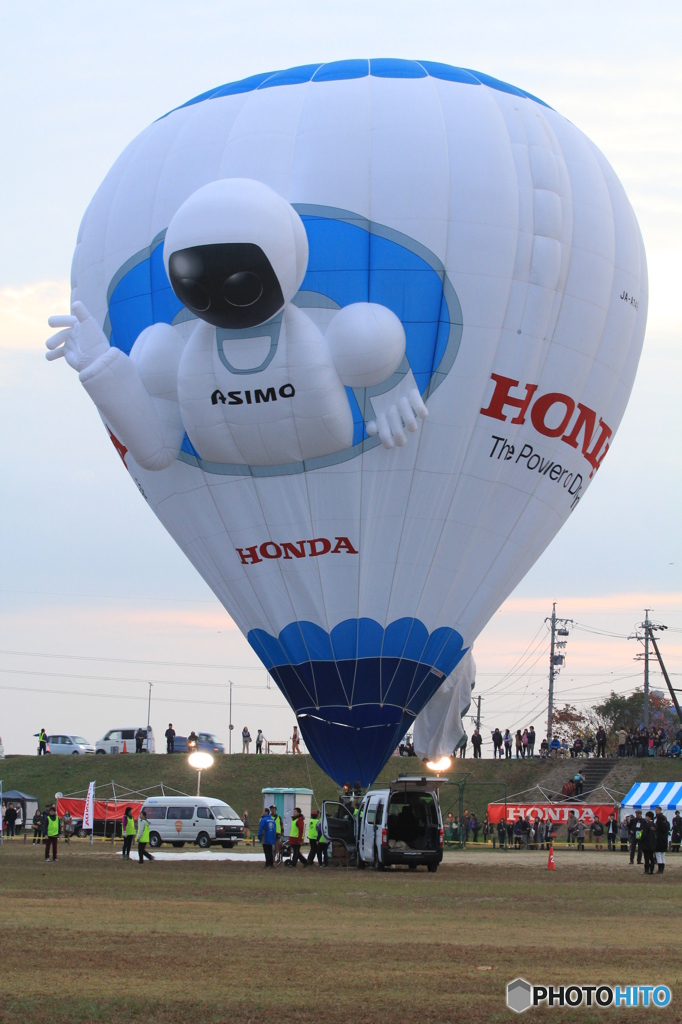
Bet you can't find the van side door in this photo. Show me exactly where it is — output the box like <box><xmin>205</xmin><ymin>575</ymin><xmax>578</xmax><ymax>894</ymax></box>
<box><xmin>321</xmin><ymin>802</ymin><xmax>356</xmax><ymax>851</ymax></box>
<box><xmin>362</xmin><ymin>798</ymin><xmax>377</xmax><ymax>862</ymax></box>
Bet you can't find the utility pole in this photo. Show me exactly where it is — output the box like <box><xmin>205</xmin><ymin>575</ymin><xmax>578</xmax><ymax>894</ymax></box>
<box><xmin>475</xmin><ymin>695</ymin><xmax>482</xmax><ymax>731</ymax></box>
<box><xmin>146</xmin><ymin>682</ymin><xmax>153</xmax><ymax>752</ymax></box>
<box><xmin>630</xmin><ymin>613</ymin><xmax>682</xmax><ymax>726</ymax></box>
<box><xmin>228</xmin><ymin>679</ymin><xmax>234</xmax><ymax>754</ymax></box>
<box><xmin>545</xmin><ymin>603</ymin><xmax>573</xmax><ymax>741</ymax></box>
<box><xmin>643</xmin><ymin>608</ymin><xmax>651</xmax><ymax>729</ymax></box>
<box><xmin>548</xmin><ymin>603</ymin><xmax>556</xmax><ymax>743</ymax></box>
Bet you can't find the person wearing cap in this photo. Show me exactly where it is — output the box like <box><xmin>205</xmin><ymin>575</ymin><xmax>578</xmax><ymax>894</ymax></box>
<box><xmin>654</xmin><ymin>806</ymin><xmax>670</xmax><ymax>874</ymax></box>
<box><xmin>122</xmin><ymin>806</ymin><xmax>136</xmax><ymax>860</ymax></box>
<box><xmin>257</xmin><ymin>807</ymin><xmax>276</xmax><ymax>867</ymax></box>
<box><xmin>136</xmin><ymin>809</ymin><xmax>154</xmax><ymax>863</ymax></box>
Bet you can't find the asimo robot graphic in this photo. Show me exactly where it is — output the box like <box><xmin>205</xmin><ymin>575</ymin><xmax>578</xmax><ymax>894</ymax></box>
<box><xmin>46</xmin><ymin>178</ymin><xmax>427</xmax><ymax>470</ymax></box>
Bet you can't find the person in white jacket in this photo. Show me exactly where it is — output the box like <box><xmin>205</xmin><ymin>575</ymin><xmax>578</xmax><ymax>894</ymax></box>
<box><xmin>136</xmin><ymin>809</ymin><xmax>154</xmax><ymax>864</ymax></box>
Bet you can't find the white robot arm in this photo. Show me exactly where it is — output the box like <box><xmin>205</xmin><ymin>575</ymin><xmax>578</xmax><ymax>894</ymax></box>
<box><xmin>325</xmin><ymin>302</ymin><xmax>427</xmax><ymax>448</ymax></box>
<box><xmin>46</xmin><ymin>302</ymin><xmax>186</xmax><ymax>471</ymax></box>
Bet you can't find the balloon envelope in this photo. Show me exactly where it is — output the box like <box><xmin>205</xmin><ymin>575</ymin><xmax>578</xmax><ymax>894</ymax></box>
<box><xmin>67</xmin><ymin>61</ymin><xmax>647</xmax><ymax>785</ymax></box>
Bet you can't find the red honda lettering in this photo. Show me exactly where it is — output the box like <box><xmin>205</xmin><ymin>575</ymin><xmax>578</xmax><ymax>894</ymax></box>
<box><xmin>307</xmin><ymin>538</ymin><xmax>332</xmax><ymax>557</ymax></box>
<box><xmin>259</xmin><ymin>542</ymin><xmax>282</xmax><ymax>559</ymax></box>
<box><xmin>480</xmin><ymin>374</ymin><xmax>538</xmax><ymax>424</ymax></box>
<box><xmin>237</xmin><ymin>546</ymin><xmax>262</xmax><ymax>565</ymax></box>
<box><xmin>530</xmin><ymin>392</ymin><xmax>576</xmax><ymax>437</ymax></box>
<box><xmin>331</xmin><ymin>536</ymin><xmax>359</xmax><ymax>554</ymax></box>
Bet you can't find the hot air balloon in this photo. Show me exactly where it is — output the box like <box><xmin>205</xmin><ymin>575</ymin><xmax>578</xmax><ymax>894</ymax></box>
<box><xmin>46</xmin><ymin>60</ymin><xmax>647</xmax><ymax>786</ymax></box>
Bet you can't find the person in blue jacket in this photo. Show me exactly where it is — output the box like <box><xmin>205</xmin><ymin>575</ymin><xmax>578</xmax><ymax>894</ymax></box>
<box><xmin>257</xmin><ymin>807</ymin><xmax>277</xmax><ymax>868</ymax></box>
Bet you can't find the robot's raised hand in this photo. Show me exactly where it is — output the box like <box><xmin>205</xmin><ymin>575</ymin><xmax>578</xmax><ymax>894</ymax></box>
<box><xmin>45</xmin><ymin>301</ymin><xmax>109</xmax><ymax>372</ymax></box>
<box><xmin>367</xmin><ymin>389</ymin><xmax>428</xmax><ymax>449</ymax></box>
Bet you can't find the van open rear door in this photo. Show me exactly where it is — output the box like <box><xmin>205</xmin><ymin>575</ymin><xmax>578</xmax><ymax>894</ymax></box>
<box><xmin>321</xmin><ymin>801</ymin><xmax>356</xmax><ymax>851</ymax></box>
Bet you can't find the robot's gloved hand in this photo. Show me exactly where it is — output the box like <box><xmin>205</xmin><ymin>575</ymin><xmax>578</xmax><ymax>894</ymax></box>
<box><xmin>366</xmin><ymin>389</ymin><xmax>428</xmax><ymax>449</ymax></box>
<box><xmin>45</xmin><ymin>301</ymin><xmax>109</xmax><ymax>372</ymax></box>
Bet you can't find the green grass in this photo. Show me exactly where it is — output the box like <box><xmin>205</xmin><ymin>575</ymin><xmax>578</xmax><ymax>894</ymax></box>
<box><xmin>0</xmin><ymin>842</ymin><xmax>680</xmax><ymax>1023</ymax></box>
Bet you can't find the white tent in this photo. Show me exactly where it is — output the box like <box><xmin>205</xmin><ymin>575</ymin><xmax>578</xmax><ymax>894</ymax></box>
<box><xmin>621</xmin><ymin>782</ymin><xmax>682</xmax><ymax>824</ymax></box>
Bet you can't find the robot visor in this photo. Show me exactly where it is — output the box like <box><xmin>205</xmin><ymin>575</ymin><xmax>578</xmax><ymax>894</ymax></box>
<box><xmin>168</xmin><ymin>242</ymin><xmax>284</xmax><ymax>329</ymax></box>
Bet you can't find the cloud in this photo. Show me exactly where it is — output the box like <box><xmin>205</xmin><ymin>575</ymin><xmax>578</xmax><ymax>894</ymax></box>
<box><xmin>0</xmin><ymin>280</ymin><xmax>70</xmax><ymax>350</ymax></box>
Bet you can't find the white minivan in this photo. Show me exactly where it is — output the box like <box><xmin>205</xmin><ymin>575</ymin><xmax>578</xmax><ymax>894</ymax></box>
<box><xmin>95</xmin><ymin>727</ymin><xmax>155</xmax><ymax>754</ymax></box>
<box><xmin>141</xmin><ymin>796</ymin><xmax>244</xmax><ymax>849</ymax></box>
<box><xmin>323</xmin><ymin>775</ymin><xmax>447</xmax><ymax>872</ymax></box>
<box><xmin>46</xmin><ymin>734</ymin><xmax>95</xmax><ymax>755</ymax></box>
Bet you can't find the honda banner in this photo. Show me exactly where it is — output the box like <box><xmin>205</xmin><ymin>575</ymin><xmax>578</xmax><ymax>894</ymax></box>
<box><xmin>487</xmin><ymin>803</ymin><xmax>616</xmax><ymax>825</ymax></box>
<box><xmin>82</xmin><ymin>781</ymin><xmax>96</xmax><ymax>832</ymax></box>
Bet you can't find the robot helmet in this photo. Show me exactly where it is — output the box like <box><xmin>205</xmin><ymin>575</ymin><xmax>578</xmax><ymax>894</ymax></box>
<box><xmin>163</xmin><ymin>178</ymin><xmax>308</xmax><ymax>330</ymax></box>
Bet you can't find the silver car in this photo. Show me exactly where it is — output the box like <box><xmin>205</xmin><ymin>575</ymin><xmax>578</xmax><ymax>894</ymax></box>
<box><xmin>46</xmin><ymin>734</ymin><xmax>95</xmax><ymax>755</ymax></box>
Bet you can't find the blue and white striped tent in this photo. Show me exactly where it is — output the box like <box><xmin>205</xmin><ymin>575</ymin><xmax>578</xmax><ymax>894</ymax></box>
<box><xmin>621</xmin><ymin>782</ymin><xmax>682</xmax><ymax>823</ymax></box>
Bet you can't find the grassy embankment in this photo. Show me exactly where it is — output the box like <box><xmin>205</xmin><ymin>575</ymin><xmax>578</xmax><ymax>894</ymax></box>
<box><xmin>2</xmin><ymin>753</ymin><xmax>567</xmax><ymax>820</ymax></box>
<box><xmin>3</xmin><ymin>753</ymin><xmax>682</xmax><ymax>822</ymax></box>
<box><xmin>0</xmin><ymin>842</ymin><xmax>681</xmax><ymax>1024</ymax></box>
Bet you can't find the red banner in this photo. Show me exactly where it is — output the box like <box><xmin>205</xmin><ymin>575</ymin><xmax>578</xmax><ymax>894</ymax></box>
<box><xmin>487</xmin><ymin>802</ymin><xmax>615</xmax><ymax>825</ymax></box>
<box><xmin>56</xmin><ymin>798</ymin><xmax>144</xmax><ymax>820</ymax></box>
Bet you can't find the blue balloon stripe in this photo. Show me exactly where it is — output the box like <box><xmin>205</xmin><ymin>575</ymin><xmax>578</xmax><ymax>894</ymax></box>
<box><xmin>161</xmin><ymin>61</ymin><xmax>551</xmax><ymax>120</ymax></box>
<box><xmin>248</xmin><ymin>617</ymin><xmax>464</xmax><ymax>671</ymax></box>
<box><xmin>266</xmin><ymin>648</ymin><xmax>464</xmax><ymax>784</ymax></box>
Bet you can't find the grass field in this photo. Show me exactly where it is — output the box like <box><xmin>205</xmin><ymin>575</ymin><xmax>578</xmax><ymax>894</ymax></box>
<box><xmin>0</xmin><ymin>841</ymin><xmax>681</xmax><ymax>1024</ymax></box>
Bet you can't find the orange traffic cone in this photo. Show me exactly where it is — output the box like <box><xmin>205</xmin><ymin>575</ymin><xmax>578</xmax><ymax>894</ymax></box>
<box><xmin>547</xmin><ymin>844</ymin><xmax>556</xmax><ymax>871</ymax></box>
<box><xmin>123</xmin><ymin>740</ymin><xmax>127</xmax><ymax>753</ymax></box>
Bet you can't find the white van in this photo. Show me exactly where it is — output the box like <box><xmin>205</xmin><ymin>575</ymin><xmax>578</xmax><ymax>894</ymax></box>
<box><xmin>323</xmin><ymin>775</ymin><xmax>447</xmax><ymax>872</ymax></box>
<box><xmin>95</xmin><ymin>727</ymin><xmax>155</xmax><ymax>754</ymax></box>
<box><xmin>141</xmin><ymin>796</ymin><xmax>244</xmax><ymax>849</ymax></box>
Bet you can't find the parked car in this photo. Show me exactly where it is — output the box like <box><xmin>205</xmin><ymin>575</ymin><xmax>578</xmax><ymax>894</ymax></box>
<box><xmin>45</xmin><ymin>734</ymin><xmax>95</xmax><ymax>755</ymax></box>
<box><xmin>141</xmin><ymin>796</ymin><xmax>244</xmax><ymax>849</ymax></box>
<box><xmin>322</xmin><ymin>775</ymin><xmax>447</xmax><ymax>872</ymax></box>
<box><xmin>172</xmin><ymin>732</ymin><xmax>225</xmax><ymax>754</ymax></box>
<box><xmin>95</xmin><ymin>727</ymin><xmax>155</xmax><ymax>754</ymax></box>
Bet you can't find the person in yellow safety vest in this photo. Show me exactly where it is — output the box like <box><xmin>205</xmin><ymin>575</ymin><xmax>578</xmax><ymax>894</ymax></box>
<box><xmin>122</xmin><ymin>806</ymin><xmax>135</xmax><ymax>860</ymax></box>
<box><xmin>136</xmin><ymin>809</ymin><xmax>154</xmax><ymax>864</ymax></box>
<box><xmin>307</xmin><ymin>810</ymin><xmax>320</xmax><ymax>865</ymax></box>
<box><xmin>270</xmin><ymin>805</ymin><xmax>283</xmax><ymax>864</ymax></box>
<box><xmin>43</xmin><ymin>804</ymin><xmax>60</xmax><ymax>861</ymax></box>
<box><xmin>316</xmin><ymin>815</ymin><xmax>328</xmax><ymax>867</ymax></box>
<box><xmin>288</xmin><ymin>807</ymin><xmax>306</xmax><ymax>867</ymax></box>
<box><xmin>38</xmin><ymin>728</ymin><xmax>47</xmax><ymax>756</ymax></box>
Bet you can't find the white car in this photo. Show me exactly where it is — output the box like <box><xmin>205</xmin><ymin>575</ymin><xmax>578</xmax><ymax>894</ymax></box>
<box><xmin>141</xmin><ymin>796</ymin><xmax>245</xmax><ymax>849</ymax></box>
<box><xmin>95</xmin><ymin>727</ymin><xmax>155</xmax><ymax>754</ymax></box>
<box><xmin>45</xmin><ymin>734</ymin><xmax>95</xmax><ymax>755</ymax></box>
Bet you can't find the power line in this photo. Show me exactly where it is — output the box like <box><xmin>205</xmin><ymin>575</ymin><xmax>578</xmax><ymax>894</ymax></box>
<box><xmin>0</xmin><ymin>667</ymin><xmax>271</xmax><ymax>691</ymax></box>
<box><xmin>0</xmin><ymin>683</ymin><xmax>288</xmax><ymax>709</ymax></box>
<box><xmin>0</xmin><ymin>648</ymin><xmax>262</xmax><ymax>671</ymax></box>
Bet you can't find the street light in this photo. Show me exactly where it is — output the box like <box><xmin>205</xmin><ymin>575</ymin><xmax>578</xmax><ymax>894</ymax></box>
<box><xmin>188</xmin><ymin>752</ymin><xmax>213</xmax><ymax>796</ymax></box>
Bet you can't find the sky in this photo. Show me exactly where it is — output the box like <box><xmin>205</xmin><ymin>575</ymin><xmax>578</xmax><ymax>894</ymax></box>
<box><xmin>0</xmin><ymin>1</ymin><xmax>681</xmax><ymax>760</ymax></box>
